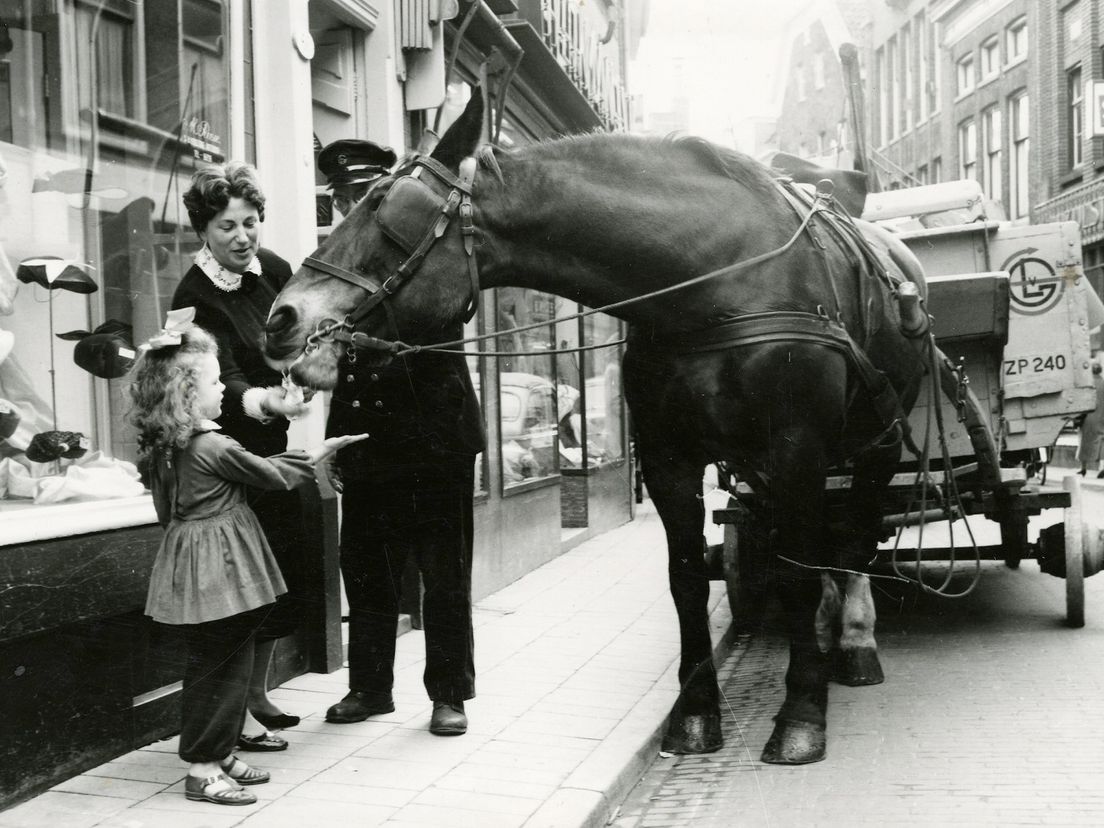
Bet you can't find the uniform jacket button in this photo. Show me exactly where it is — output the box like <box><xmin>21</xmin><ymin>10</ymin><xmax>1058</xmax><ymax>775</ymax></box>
<box><xmin>374</xmin><ymin>400</ymin><xmax>384</xmax><ymax>409</ymax></box>
<box><xmin>370</xmin><ymin>372</ymin><xmax>380</xmax><ymax>381</ymax></box>
<box><xmin>346</xmin><ymin>374</ymin><xmax>355</xmax><ymax>383</ymax></box>
<box><xmin>351</xmin><ymin>400</ymin><xmax>361</xmax><ymax>408</ymax></box>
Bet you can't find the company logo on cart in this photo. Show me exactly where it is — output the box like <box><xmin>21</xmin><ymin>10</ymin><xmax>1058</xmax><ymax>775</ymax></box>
<box><xmin>1000</xmin><ymin>247</ymin><xmax>1063</xmax><ymax>315</ymax></box>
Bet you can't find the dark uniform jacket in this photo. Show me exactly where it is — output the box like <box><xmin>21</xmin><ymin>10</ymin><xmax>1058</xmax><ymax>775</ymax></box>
<box><xmin>172</xmin><ymin>247</ymin><xmax>292</xmax><ymax>458</ymax></box>
<box><xmin>327</xmin><ymin>322</ymin><xmax>485</xmax><ymax>489</ymax></box>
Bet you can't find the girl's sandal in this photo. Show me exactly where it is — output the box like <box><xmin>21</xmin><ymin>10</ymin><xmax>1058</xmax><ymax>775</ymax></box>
<box><xmin>184</xmin><ymin>773</ymin><xmax>257</xmax><ymax>805</ymax></box>
<box><xmin>220</xmin><ymin>755</ymin><xmax>271</xmax><ymax>785</ymax></box>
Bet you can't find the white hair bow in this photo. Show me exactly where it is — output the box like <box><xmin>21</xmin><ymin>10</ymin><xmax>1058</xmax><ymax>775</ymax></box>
<box><xmin>142</xmin><ymin>307</ymin><xmax>196</xmax><ymax>351</ymax></box>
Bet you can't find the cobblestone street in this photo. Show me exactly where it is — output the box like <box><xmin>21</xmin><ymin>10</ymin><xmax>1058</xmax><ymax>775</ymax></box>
<box><xmin>614</xmin><ymin>551</ymin><xmax>1104</xmax><ymax>827</ymax></box>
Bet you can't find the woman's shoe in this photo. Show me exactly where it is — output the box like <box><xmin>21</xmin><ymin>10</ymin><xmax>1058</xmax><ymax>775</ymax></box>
<box><xmin>253</xmin><ymin>711</ymin><xmax>300</xmax><ymax>730</ymax></box>
<box><xmin>184</xmin><ymin>773</ymin><xmax>257</xmax><ymax>805</ymax></box>
<box><xmin>237</xmin><ymin>731</ymin><xmax>288</xmax><ymax>752</ymax></box>
<box><xmin>220</xmin><ymin>755</ymin><xmax>270</xmax><ymax>785</ymax></box>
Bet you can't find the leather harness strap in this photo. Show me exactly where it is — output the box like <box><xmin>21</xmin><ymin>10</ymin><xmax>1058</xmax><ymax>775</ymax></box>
<box><xmin>640</xmin><ymin>310</ymin><xmax>912</xmax><ymax>454</ymax></box>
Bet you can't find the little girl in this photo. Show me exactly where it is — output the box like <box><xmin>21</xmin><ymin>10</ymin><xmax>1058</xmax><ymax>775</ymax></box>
<box><xmin>129</xmin><ymin>311</ymin><xmax>365</xmax><ymax>806</ymax></box>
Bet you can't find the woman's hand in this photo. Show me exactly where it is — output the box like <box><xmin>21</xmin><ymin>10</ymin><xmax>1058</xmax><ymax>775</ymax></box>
<box><xmin>307</xmin><ymin>433</ymin><xmax>369</xmax><ymax>465</ymax></box>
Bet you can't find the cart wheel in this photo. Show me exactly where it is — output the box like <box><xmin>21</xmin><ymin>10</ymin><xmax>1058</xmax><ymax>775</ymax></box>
<box><xmin>723</xmin><ymin>510</ymin><xmax>771</xmax><ymax>634</ymax></box>
<box><xmin>1064</xmin><ymin>477</ymin><xmax>1086</xmax><ymax>628</ymax></box>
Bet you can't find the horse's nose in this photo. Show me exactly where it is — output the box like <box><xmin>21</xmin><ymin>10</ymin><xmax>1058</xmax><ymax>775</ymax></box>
<box><xmin>264</xmin><ymin>305</ymin><xmax>299</xmax><ymax>359</ymax></box>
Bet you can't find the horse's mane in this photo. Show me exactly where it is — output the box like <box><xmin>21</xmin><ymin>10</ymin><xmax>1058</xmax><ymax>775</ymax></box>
<box><xmin>473</xmin><ymin>132</ymin><xmax>778</xmax><ymax>200</ymax></box>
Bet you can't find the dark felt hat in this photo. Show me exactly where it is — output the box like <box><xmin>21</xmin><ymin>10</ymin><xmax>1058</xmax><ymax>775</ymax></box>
<box><xmin>17</xmin><ymin>258</ymin><xmax>98</xmax><ymax>294</ymax></box>
<box><xmin>57</xmin><ymin>320</ymin><xmax>136</xmax><ymax>379</ymax></box>
<box><xmin>318</xmin><ymin>139</ymin><xmax>397</xmax><ymax>188</ymax></box>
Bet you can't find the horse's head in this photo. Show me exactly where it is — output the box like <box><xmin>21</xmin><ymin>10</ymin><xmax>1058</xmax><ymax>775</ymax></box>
<box><xmin>264</xmin><ymin>90</ymin><xmax>486</xmax><ymax>389</ymax></box>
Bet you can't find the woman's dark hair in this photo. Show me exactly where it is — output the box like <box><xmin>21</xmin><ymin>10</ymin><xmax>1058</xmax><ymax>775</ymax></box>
<box><xmin>182</xmin><ymin>162</ymin><xmax>266</xmax><ymax>234</ymax></box>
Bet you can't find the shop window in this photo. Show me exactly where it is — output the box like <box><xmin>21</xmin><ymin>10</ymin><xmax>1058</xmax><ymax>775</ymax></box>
<box><xmin>496</xmin><ymin>287</ymin><xmax>559</xmax><ymax>491</ymax></box>
<box><xmin>554</xmin><ymin>303</ymin><xmax>624</xmax><ymax>472</ymax></box>
<box><xmin>0</xmin><ymin>1</ymin><xmax>231</xmax><ymax>531</ymax></box>
<box><xmin>464</xmin><ymin>314</ymin><xmax>486</xmax><ymax>495</ymax></box>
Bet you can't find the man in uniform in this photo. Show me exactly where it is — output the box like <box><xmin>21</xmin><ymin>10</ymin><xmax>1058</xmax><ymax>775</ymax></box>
<box><xmin>317</xmin><ymin>138</ymin><xmax>397</xmax><ymax>219</ymax></box>
<box><xmin>318</xmin><ymin>139</ymin><xmax>485</xmax><ymax>736</ymax></box>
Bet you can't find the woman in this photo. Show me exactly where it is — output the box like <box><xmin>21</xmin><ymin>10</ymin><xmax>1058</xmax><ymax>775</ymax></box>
<box><xmin>1079</xmin><ymin>357</ymin><xmax>1104</xmax><ymax>477</ymax></box>
<box><xmin>172</xmin><ymin>162</ymin><xmax>310</xmax><ymax>751</ymax></box>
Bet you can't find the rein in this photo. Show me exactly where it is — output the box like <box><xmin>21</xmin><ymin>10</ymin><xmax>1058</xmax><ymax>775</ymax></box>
<box><xmin>308</xmin><ymin>173</ymin><xmax>835</xmax><ymax>360</ymax></box>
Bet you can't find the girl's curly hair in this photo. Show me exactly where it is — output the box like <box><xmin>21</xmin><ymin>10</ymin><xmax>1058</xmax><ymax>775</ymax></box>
<box><xmin>182</xmin><ymin>162</ymin><xmax>266</xmax><ymax>234</ymax></box>
<box><xmin>127</xmin><ymin>326</ymin><xmax>218</xmax><ymax>456</ymax></box>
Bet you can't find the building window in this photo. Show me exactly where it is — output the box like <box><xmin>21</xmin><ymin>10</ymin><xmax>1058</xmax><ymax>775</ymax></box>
<box><xmin>983</xmin><ymin>105</ymin><xmax>1002</xmax><ymax>204</ymax></box>
<box><xmin>1006</xmin><ymin>16</ymin><xmax>1027</xmax><ymax>63</ymax></box>
<box><xmin>916</xmin><ymin>10</ymin><xmax>929</xmax><ymax>121</ymax></box>
<box><xmin>956</xmin><ymin>53</ymin><xmax>975</xmax><ymax>96</ymax></box>
<box><xmin>1010</xmin><ymin>91</ymin><xmax>1030</xmax><ymax>218</ymax></box>
<box><xmin>817</xmin><ymin>130</ymin><xmax>826</xmax><ymax>156</ymax></box>
<box><xmin>1069</xmin><ymin>66</ymin><xmax>1083</xmax><ymax>169</ymax></box>
<box><xmin>932</xmin><ymin>156</ymin><xmax>942</xmax><ymax>184</ymax></box>
<box><xmin>930</xmin><ymin>21</ymin><xmax>942</xmax><ymax>114</ymax></box>
<box><xmin>0</xmin><ymin>0</ymin><xmax>232</xmax><ymax>530</ymax></box>
<box><xmin>981</xmin><ymin>36</ymin><xmax>999</xmax><ymax>80</ymax></box>
<box><xmin>888</xmin><ymin>36</ymin><xmax>899</xmax><ymax>139</ymax></box>
<box><xmin>959</xmin><ymin>119</ymin><xmax>977</xmax><ymax>180</ymax></box>
<box><xmin>796</xmin><ymin>64</ymin><xmax>806</xmax><ymax>102</ymax></box>
<box><xmin>813</xmin><ymin>52</ymin><xmax>825</xmax><ymax>90</ymax></box>
<box><xmin>917</xmin><ymin>164</ymin><xmax>929</xmax><ymax>185</ymax></box>
<box><xmin>876</xmin><ymin>46</ymin><xmax>888</xmax><ymax>146</ymax></box>
<box><xmin>901</xmin><ymin>23</ymin><xmax>913</xmax><ymax>133</ymax></box>
<box><xmin>1067</xmin><ymin>1</ymin><xmax>1083</xmax><ymax>43</ymax></box>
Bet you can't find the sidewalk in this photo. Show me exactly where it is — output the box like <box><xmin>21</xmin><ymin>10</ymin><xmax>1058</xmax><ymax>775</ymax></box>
<box><xmin>1</xmin><ymin>502</ymin><xmax>732</xmax><ymax>828</ymax></box>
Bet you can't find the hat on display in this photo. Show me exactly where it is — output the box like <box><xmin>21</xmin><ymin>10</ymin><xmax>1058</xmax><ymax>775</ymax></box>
<box><xmin>26</xmin><ymin>430</ymin><xmax>90</xmax><ymax>463</ymax></box>
<box><xmin>56</xmin><ymin>320</ymin><xmax>137</xmax><ymax>379</ymax></box>
<box><xmin>16</xmin><ymin>258</ymin><xmax>98</xmax><ymax>294</ymax></box>
<box><xmin>318</xmin><ymin>139</ymin><xmax>397</xmax><ymax>188</ymax></box>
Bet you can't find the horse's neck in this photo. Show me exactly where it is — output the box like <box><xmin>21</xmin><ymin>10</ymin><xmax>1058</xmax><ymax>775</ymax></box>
<box><xmin>474</xmin><ymin>182</ymin><xmax>825</xmax><ymax>331</ymax></box>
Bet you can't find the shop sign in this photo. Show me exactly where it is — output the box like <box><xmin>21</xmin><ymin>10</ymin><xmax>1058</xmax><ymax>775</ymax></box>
<box><xmin>182</xmin><ymin>118</ymin><xmax>224</xmax><ymax>163</ymax></box>
<box><xmin>1034</xmin><ymin>179</ymin><xmax>1104</xmax><ymax>245</ymax></box>
<box><xmin>539</xmin><ymin>0</ymin><xmax>629</xmax><ymax>131</ymax></box>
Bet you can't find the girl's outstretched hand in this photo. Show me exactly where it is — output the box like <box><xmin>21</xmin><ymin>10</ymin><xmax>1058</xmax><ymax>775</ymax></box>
<box><xmin>308</xmin><ymin>433</ymin><xmax>369</xmax><ymax>465</ymax></box>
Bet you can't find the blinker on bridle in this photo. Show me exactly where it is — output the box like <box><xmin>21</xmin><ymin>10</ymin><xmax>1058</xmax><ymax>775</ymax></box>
<box><xmin>298</xmin><ymin>154</ymin><xmax>480</xmax><ymax>359</ymax></box>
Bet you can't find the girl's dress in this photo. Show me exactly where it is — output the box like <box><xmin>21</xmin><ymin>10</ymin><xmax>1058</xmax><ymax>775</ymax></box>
<box><xmin>145</xmin><ymin>423</ymin><xmax>315</xmax><ymax>625</ymax></box>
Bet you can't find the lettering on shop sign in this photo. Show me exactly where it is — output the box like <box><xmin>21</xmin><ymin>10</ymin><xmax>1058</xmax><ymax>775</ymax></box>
<box><xmin>182</xmin><ymin>118</ymin><xmax>223</xmax><ymax>162</ymax></box>
<box><xmin>1000</xmin><ymin>247</ymin><xmax>1063</xmax><ymax>316</ymax></box>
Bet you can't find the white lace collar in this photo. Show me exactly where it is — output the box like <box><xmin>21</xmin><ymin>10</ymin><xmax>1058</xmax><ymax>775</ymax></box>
<box><xmin>198</xmin><ymin>419</ymin><xmax>222</xmax><ymax>432</ymax></box>
<box><xmin>194</xmin><ymin>245</ymin><xmax>262</xmax><ymax>292</ymax></box>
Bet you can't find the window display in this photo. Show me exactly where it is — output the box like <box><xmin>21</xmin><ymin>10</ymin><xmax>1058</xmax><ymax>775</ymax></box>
<box><xmin>0</xmin><ymin>0</ymin><xmax>231</xmax><ymax>519</ymax></box>
<box><xmin>497</xmin><ymin>287</ymin><xmax>559</xmax><ymax>489</ymax></box>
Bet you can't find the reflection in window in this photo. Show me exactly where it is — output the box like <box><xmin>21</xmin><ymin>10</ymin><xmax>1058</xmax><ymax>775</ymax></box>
<box><xmin>0</xmin><ymin>1</ymin><xmax>231</xmax><ymax>514</ymax></box>
<box><xmin>497</xmin><ymin>287</ymin><xmax>558</xmax><ymax>489</ymax></box>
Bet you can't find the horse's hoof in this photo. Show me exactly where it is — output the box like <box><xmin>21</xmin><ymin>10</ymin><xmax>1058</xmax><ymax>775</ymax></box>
<box><xmin>760</xmin><ymin>720</ymin><xmax>826</xmax><ymax>765</ymax></box>
<box><xmin>832</xmin><ymin>647</ymin><xmax>885</xmax><ymax>686</ymax></box>
<box><xmin>662</xmin><ymin>713</ymin><xmax>723</xmax><ymax>754</ymax></box>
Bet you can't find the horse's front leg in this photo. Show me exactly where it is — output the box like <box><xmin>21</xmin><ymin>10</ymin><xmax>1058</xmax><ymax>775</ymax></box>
<box><xmin>641</xmin><ymin>448</ymin><xmax>721</xmax><ymax>754</ymax></box>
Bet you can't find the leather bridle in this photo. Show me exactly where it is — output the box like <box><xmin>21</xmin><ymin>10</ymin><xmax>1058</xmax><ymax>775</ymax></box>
<box><xmin>296</xmin><ymin>154</ymin><xmax>480</xmax><ymax>359</ymax></box>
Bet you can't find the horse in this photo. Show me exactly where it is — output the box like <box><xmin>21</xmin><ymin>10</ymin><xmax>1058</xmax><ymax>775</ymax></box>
<box><xmin>263</xmin><ymin>90</ymin><xmax>936</xmax><ymax>765</ymax></box>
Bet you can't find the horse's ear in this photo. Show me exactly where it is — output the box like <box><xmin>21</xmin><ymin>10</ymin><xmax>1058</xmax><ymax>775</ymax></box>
<box><xmin>431</xmin><ymin>87</ymin><xmax>484</xmax><ymax>171</ymax></box>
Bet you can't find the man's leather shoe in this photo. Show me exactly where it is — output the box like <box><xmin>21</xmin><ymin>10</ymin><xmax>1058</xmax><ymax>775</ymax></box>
<box><xmin>325</xmin><ymin>690</ymin><xmax>395</xmax><ymax>724</ymax></box>
<box><xmin>429</xmin><ymin>701</ymin><xmax>467</xmax><ymax>736</ymax></box>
